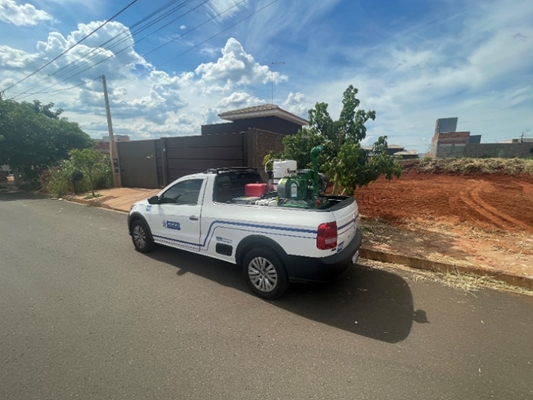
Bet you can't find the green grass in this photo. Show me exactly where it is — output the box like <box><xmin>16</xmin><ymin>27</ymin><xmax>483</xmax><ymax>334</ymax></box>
<box><xmin>83</xmin><ymin>193</ymin><xmax>102</xmax><ymax>199</ymax></box>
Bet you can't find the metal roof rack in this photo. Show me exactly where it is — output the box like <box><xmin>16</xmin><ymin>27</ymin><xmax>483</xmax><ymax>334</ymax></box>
<box><xmin>204</xmin><ymin>167</ymin><xmax>258</xmax><ymax>175</ymax></box>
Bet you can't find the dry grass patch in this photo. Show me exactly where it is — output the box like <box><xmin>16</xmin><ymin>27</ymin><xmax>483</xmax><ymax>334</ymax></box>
<box><xmin>415</xmin><ymin>157</ymin><xmax>533</xmax><ymax>176</ymax></box>
<box><xmin>358</xmin><ymin>259</ymin><xmax>533</xmax><ymax>297</ymax></box>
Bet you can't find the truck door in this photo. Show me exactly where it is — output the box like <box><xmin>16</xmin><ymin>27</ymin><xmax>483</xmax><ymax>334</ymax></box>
<box><xmin>150</xmin><ymin>178</ymin><xmax>205</xmax><ymax>252</ymax></box>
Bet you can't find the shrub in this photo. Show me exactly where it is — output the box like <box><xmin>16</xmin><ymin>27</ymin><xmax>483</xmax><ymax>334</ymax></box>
<box><xmin>45</xmin><ymin>155</ymin><xmax>112</xmax><ymax>198</ymax></box>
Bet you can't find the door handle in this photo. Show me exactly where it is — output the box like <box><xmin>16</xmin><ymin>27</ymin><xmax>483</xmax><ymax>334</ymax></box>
<box><xmin>189</xmin><ymin>215</ymin><xmax>199</xmax><ymax>221</ymax></box>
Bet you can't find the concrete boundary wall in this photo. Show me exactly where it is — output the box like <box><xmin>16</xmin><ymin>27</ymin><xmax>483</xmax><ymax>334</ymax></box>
<box><xmin>437</xmin><ymin>142</ymin><xmax>533</xmax><ymax>158</ymax></box>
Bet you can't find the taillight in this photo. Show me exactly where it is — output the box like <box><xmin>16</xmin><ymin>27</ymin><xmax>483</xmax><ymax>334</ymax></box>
<box><xmin>316</xmin><ymin>221</ymin><xmax>337</xmax><ymax>249</ymax></box>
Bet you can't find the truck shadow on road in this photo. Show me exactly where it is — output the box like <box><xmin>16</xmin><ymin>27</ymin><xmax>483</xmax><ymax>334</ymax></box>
<box><xmin>146</xmin><ymin>247</ymin><xmax>427</xmax><ymax>343</ymax></box>
<box><xmin>279</xmin><ymin>265</ymin><xmax>428</xmax><ymax>343</ymax></box>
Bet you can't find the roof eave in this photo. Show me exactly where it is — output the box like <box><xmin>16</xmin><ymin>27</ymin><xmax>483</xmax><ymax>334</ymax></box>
<box><xmin>220</xmin><ymin>108</ymin><xmax>308</xmax><ymax>126</ymax></box>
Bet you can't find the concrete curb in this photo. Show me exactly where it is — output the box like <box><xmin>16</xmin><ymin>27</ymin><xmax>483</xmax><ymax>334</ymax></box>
<box><xmin>63</xmin><ymin>197</ymin><xmax>128</xmax><ymax>214</ymax></box>
<box><xmin>359</xmin><ymin>248</ymin><xmax>533</xmax><ymax>291</ymax></box>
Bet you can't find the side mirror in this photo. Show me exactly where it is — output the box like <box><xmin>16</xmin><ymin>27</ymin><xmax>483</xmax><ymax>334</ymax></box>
<box><xmin>147</xmin><ymin>195</ymin><xmax>160</xmax><ymax>205</ymax></box>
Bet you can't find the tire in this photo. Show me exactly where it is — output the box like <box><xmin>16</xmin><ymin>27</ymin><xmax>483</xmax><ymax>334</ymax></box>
<box><xmin>131</xmin><ymin>220</ymin><xmax>155</xmax><ymax>253</ymax></box>
<box><xmin>242</xmin><ymin>248</ymin><xmax>289</xmax><ymax>299</ymax></box>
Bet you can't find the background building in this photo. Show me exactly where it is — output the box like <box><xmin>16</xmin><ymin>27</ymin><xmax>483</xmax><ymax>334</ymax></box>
<box><xmin>429</xmin><ymin>118</ymin><xmax>532</xmax><ymax>158</ymax></box>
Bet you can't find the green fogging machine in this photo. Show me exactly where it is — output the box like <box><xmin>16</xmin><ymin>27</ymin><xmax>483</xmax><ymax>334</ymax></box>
<box><xmin>267</xmin><ymin>146</ymin><xmax>328</xmax><ymax>209</ymax></box>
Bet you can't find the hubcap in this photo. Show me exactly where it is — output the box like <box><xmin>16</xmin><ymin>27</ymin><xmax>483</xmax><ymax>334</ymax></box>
<box><xmin>133</xmin><ymin>225</ymin><xmax>146</xmax><ymax>249</ymax></box>
<box><xmin>248</xmin><ymin>257</ymin><xmax>278</xmax><ymax>293</ymax></box>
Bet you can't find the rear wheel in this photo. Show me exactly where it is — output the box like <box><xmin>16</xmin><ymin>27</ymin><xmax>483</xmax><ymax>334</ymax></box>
<box><xmin>131</xmin><ymin>220</ymin><xmax>155</xmax><ymax>253</ymax></box>
<box><xmin>243</xmin><ymin>248</ymin><xmax>289</xmax><ymax>299</ymax></box>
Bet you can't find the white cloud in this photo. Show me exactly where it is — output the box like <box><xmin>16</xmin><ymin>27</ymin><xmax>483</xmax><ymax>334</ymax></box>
<box><xmin>0</xmin><ymin>0</ymin><xmax>52</xmax><ymax>26</ymax></box>
<box><xmin>2</xmin><ymin>28</ymin><xmax>281</xmax><ymax>140</ymax></box>
<box><xmin>3</xmin><ymin>21</ymin><xmax>151</xmax><ymax>100</ymax></box>
<box><xmin>217</xmin><ymin>91</ymin><xmax>262</xmax><ymax>109</ymax></box>
<box><xmin>195</xmin><ymin>37</ymin><xmax>287</xmax><ymax>92</ymax></box>
<box><xmin>282</xmin><ymin>92</ymin><xmax>306</xmax><ymax>117</ymax></box>
<box><xmin>0</xmin><ymin>44</ymin><xmax>40</xmax><ymax>69</ymax></box>
<box><xmin>201</xmin><ymin>107</ymin><xmax>221</xmax><ymax>125</ymax></box>
<box><xmin>205</xmin><ymin>0</ymin><xmax>249</xmax><ymax>21</ymax></box>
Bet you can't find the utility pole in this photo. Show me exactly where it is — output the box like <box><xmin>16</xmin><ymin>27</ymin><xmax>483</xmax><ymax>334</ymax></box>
<box><xmin>270</xmin><ymin>62</ymin><xmax>285</xmax><ymax>104</ymax></box>
<box><xmin>521</xmin><ymin>130</ymin><xmax>529</xmax><ymax>143</ymax></box>
<box><xmin>101</xmin><ymin>75</ymin><xmax>121</xmax><ymax>187</ymax></box>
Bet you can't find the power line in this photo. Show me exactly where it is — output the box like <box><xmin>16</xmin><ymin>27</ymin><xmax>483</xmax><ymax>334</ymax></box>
<box><xmin>19</xmin><ymin>0</ymin><xmax>244</xmax><ymax>98</ymax></box>
<box><xmin>15</xmin><ymin>0</ymin><xmax>210</xmax><ymax>100</ymax></box>
<box><xmin>142</xmin><ymin>0</ymin><xmax>247</xmax><ymax>59</ymax></box>
<box><xmin>16</xmin><ymin>0</ymin><xmax>279</xmax><ymax>99</ymax></box>
<box><xmin>97</xmin><ymin>0</ymin><xmax>273</xmax><ymax>77</ymax></box>
<box><xmin>11</xmin><ymin>0</ymin><xmax>193</xmax><ymax>100</ymax></box>
<box><xmin>3</xmin><ymin>0</ymin><xmax>140</xmax><ymax>94</ymax></box>
<box><xmin>47</xmin><ymin>0</ymin><xmax>196</xmax><ymax>83</ymax></box>
<box><xmin>143</xmin><ymin>0</ymin><xmax>278</xmax><ymax>68</ymax></box>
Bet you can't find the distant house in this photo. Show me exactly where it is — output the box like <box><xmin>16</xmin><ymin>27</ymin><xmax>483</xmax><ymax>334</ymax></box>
<box><xmin>362</xmin><ymin>144</ymin><xmax>420</xmax><ymax>159</ymax></box>
<box><xmin>201</xmin><ymin>104</ymin><xmax>308</xmax><ymax>136</ymax></box>
<box><xmin>94</xmin><ymin>135</ymin><xmax>131</xmax><ymax>156</ymax></box>
<box><xmin>101</xmin><ymin>135</ymin><xmax>130</xmax><ymax>142</ymax></box>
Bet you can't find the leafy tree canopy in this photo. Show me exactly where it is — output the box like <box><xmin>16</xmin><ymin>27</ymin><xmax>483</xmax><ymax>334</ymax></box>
<box><xmin>29</xmin><ymin>100</ymin><xmax>64</xmax><ymax>119</ymax></box>
<box><xmin>0</xmin><ymin>99</ymin><xmax>92</xmax><ymax>175</ymax></box>
<box><xmin>265</xmin><ymin>85</ymin><xmax>402</xmax><ymax>196</ymax></box>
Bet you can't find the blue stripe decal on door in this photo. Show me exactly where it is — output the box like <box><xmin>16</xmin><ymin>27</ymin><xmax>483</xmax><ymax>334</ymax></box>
<box><xmin>154</xmin><ymin>220</ymin><xmax>317</xmax><ymax>248</ymax></box>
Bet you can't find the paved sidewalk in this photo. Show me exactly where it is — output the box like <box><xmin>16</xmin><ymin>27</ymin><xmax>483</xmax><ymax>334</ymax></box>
<box><xmin>66</xmin><ymin>187</ymin><xmax>533</xmax><ymax>291</ymax></box>
<box><xmin>67</xmin><ymin>187</ymin><xmax>160</xmax><ymax>212</ymax></box>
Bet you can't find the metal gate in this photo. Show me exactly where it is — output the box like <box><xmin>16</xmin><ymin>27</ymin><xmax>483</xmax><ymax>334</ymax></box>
<box><xmin>162</xmin><ymin>133</ymin><xmax>246</xmax><ymax>184</ymax></box>
<box><xmin>117</xmin><ymin>140</ymin><xmax>158</xmax><ymax>189</ymax></box>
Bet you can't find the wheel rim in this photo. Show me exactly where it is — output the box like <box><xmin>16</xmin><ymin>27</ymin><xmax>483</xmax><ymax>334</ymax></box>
<box><xmin>133</xmin><ymin>224</ymin><xmax>146</xmax><ymax>249</ymax></box>
<box><xmin>248</xmin><ymin>257</ymin><xmax>278</xmax><ymax>293</ymax></box>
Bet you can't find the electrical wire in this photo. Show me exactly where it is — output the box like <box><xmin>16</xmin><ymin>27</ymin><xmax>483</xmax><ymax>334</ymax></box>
<box><xmin>142</xmin><ymin>0</ymin><xmax>247</xmax><ymax>59</ymax></box>
<box><xmin>18</xmin><ymin>0</ymin><xmax>244</xmax><ymax>98</ymax></box>
<box><xmin>2</xmin><ymin>0</ymin><xmax>140</xmax><ymax>94</ymax></box>
<box><xmin>14</xmin><ymin>0</ymin><xmax>210</xmax><ymax>100</ymax></box>
<box><xmin>11</xmin><ymin>0</ymin><xmax>198</xmax><ymax>100</ymax></box>
<box><xmin>111</xmin><ymin>0</ymin><xmax>275</xmax><ymax>78</ymax></box>
<box><xmin>16</xmin><ymin>0</ymin><xmax>279</xmax><ymax>99</ymax></box>
<box><xmin>159</xmin><ymin>0</ymin><xmax>278</xmax><ymax>68</ymax></box>
<box><xmin>49</xmin><ymin>0</ymin><xmax>196</xmax><ymax>82</ymax></box>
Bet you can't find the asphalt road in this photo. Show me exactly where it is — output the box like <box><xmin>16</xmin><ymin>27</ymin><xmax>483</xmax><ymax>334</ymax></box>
<box><xmin>1</xmin><ymin>192</ymin><xmax>532</xmax><ymax>400</ymax></box>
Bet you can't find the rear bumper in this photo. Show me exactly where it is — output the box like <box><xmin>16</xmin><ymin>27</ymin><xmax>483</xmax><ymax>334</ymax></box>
<box><xmin>286</xmin><ymin>229</ymin><xmax>363</xmax><ymax>283</ymax></box>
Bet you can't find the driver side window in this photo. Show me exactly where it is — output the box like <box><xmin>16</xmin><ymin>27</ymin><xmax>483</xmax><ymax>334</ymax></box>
<box><xmin>161</xmin><ymin>179</ymin><xmax>203</xmax><ymax>205</ymax></box>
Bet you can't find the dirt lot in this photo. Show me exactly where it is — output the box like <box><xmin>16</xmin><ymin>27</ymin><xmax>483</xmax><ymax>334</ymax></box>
<box><xmin>354</xmin><ymin>167</ymin><xmax>533</xmax><ymax>281</ymax></box>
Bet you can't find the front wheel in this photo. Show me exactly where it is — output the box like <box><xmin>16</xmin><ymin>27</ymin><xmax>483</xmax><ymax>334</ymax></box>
<box><xmin>131</xmin><ymin>220</ymin><xmax>155</xmax><ymax>253</ymax></box>
<box><xmin>243</xmin><ymin>248</ymin><xmax>289</xmax><ymax>299</ymax></box>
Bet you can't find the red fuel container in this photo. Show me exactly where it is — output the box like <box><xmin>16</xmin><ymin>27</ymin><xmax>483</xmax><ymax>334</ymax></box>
<box><xmin>245</xmin><ymin>183</ymin><xmax>268</xmax><ymax>197</ymax></box>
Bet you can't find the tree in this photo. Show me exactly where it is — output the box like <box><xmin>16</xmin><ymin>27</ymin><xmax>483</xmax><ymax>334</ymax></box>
<box><xmin>0</xmin><ymin>99</ymin><xmax>92</xmax><ymax>179</ymax></box>
<box><xmin>29</xmin><ymin>100</ymin><xmax>63</xmax><ymax>119</ymax></box>
<box><xmin>69</xmin><ymin>148</ymin><xmax>107</xmax><ymax>197</ymax></box>
<box><xmin>265</xmin><ymin>85</ymin><xmax>402</xmax><ymax>196</ymax></box>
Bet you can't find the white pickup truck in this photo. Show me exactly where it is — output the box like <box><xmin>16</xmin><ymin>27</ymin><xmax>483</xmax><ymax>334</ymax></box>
<box><xmin>128</xmin><ymin>167</ymin><xmax>362</xmax><ymax>299</ymax></box>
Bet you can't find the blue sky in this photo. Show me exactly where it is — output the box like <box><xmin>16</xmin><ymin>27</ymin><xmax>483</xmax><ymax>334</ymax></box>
<box><xmin>0</xmin><ymin>0</ymin><xmax>532</xmax><ymax>153</ymax></box>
